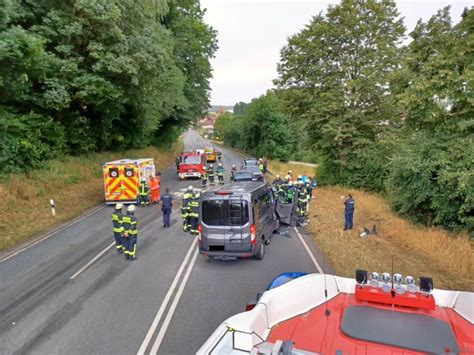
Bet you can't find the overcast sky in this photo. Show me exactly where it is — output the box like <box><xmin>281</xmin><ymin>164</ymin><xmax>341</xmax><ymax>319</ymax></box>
<box><xmin>201</xmin><ymin>0</ymin><xmax>471</xmax><ymax>106</ymax></box>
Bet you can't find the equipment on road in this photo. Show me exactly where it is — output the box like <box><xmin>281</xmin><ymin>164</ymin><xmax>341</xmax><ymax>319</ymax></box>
<box><xmin>103</xmin><ymin>158</ymin><xmax>155</xmax><ymax>204</ymax></box>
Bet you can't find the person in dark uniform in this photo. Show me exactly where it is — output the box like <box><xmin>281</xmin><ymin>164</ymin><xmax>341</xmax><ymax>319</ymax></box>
<box><xmin>160</xmin><ymin>187</ymin><xmax>173</xmax><ymax>228</ymax></box>
<box><xmin>344</xmin><ymin>194</ymin><xmax>355</xmax><ymax>230</ymax></box>
<box><xmin>181</xmin><ymin>186</ymin><xmax>194</xmax><ymax>232</ymax></box>
<box><xmin>189</xmin><ymin>191</ymin><xmax>200</xmax><ymax>235</ymax></box>
<box><xmin>201</xmin><ymin>166</ymin><xmax>208</xmax><ymax>188</ymax></box>
<box><xmin>111</xmin><ymin>203</ymin><xmax>124</xmax><ymax>253</ymax></box>
<box><xmin>122</xmin><ymin>205</ymin><xmax>138</xmax><ymax>261</ymax></box>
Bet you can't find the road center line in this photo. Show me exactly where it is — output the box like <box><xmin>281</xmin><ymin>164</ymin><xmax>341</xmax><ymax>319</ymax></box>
<box><xmin>293</xmin><ymin>227</ymin><xmax>324</xmax><ymax>274</ymax></box>
<box><xmin>150</xmin><ymin>247</ymin><xmax>199</xmax><ymax>354</ymax></box>
<box><xmin>137</xmin><ymin>238</ymin><xmax>198</xmax><ymax>355</ymax></box>
<box><xmin>69</xmin><ymin>241</ymin><xmax>115</xmax><ymax>280</ymax></box>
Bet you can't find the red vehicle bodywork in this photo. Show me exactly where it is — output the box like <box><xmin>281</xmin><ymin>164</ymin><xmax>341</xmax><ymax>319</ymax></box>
<box><xmin>178</xmin><ymin>152</ymin><xmax>206</xmax><ymax>179</ymax></box>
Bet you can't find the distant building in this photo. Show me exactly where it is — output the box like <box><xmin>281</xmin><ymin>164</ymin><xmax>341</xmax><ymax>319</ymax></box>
<box><xmin>209</xmin><ymin>105</ymin><xmax>234</xmax><ymax>114</ymax></box>
<box><xmin>199</xmin><ymin>112</ymin><xmax>219</xmax><ymax>131</ymax></box>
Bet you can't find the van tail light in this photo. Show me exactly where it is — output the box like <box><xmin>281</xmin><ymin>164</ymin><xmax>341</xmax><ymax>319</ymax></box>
<box><xmin>197</xmin><ymin>224</ymin><xmax>202</xmax><ymax>241</ymax></box>
<box><xmin>250</xmin><ymin>224</ymin><xmax>256</xmax><ymax>245</ymax></box>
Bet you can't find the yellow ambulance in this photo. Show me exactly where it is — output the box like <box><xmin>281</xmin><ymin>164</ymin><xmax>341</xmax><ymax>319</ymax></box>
<box><xmin>102</xmin><ymin>158</ymin><xmax>155</xmax><ymax>204</ymax></box>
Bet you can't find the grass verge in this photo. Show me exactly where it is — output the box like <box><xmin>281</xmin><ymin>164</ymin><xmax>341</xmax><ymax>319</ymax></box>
<box><xmin>268</xmin><ymin>161</ymin><xmax>473</xmax><ymax>291</ymax></box>
<box><xmin>0</xmin><ymin>142</ymin><xmax>182</xmax><ymax>252</ymax></box>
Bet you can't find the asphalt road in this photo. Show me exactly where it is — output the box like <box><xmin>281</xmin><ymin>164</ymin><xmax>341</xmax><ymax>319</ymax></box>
<box><xmin>0</xmin><ymin>130</ymin><xmax>330</xmax><ymax>355</ymax></box>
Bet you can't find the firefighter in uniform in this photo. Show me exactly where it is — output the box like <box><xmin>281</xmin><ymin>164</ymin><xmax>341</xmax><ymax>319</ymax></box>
<box><xmin>216</xmin><ymin>163</ymin><xmax>225</xmax><ymax>186</ymax></box>
<box><xmin>139</xmin><ymin>179</ymin><xmax>150</xmax><ymax>206</ymax></box>
<box><xmin>273</xmin><ymin>175</ymin><xmax>282</xmax><ymax>186</ymax></box>
<box><xmin>111</xmin><ymin>203</ymin><xmax>124</xmax><ymax>253</ymax></box>
<box><xmin>297</xmin><ymin>181</ymin><xmax>308</xmax><ymax>222</ymax></box>
<box><xmin>122</xmin><ymin>205</ymin><xmax>138</xmax><ymax>261</ymax></box>
<box><xmin>230</xmin><ymin>164</ymin><xmax>237</xmax><ymax>181</ymax></box>
<box><xmin>207</xmin><ymin>164</ymin><xmax>215</xmax><ymax>186</ymax></box>
<box><xmin>201</xmin><ymin>167</ymin><xmax>207</xmax><ymax>188</ymax></box>
<box><xmin>286</xmin><ymin>181</ymin><xmax>296</xmax><ymax>203</ymax></box>
<box><xmin>181</xmin><ymin>186</ymin><xmax>194</xmax><ymax>232</ymax></box>
<box><xmin>189</xmin><ymin>191</ymin><xmax>200</xmax><ymax>235</ymax></box>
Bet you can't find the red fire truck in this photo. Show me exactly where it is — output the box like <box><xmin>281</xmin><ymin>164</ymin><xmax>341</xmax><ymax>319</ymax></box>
<box><xmin>178</xmin><ymin>152</ymin><xmax>206</xmax><ymax>180</ymax></box>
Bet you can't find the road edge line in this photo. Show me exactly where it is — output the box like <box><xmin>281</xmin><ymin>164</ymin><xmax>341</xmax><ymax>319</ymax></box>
<box><xmin>0</xmin><ymin>205</ymin><xmax>105</xmax><ymax>263</ymax></box>
<box><xmin>150</xmin><ymin>247</ymin><xmax>199</xmax><ymax>354</ymax></box>
<box><xmin>293</xmin><ymin>227</ymin><xmax>324</xmax><ymax>274</ymax></box>
<box><xmin>137</xmin><ymin>238</ymin><xmax>198</xmax><ymax>355</ymax></box>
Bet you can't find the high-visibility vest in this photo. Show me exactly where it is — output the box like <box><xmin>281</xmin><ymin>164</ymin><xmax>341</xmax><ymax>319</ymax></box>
<box><xmin>139</xmin><ymin>183</ymin><xmax>148</xmax><ymax>196</ymax></box>
<box><xmin>111</xmin><ymin>212</ymin><xmax>123</xmax><ymax>233</ymax></box>
<box><xmin>122</xmin><ymin>214</ymin><xmax>137</xmax><ymax>236</ymax></box>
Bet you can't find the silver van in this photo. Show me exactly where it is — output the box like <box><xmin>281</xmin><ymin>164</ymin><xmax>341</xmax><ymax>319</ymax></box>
<box><xmin>198</xmin><ymin>182</ymin><xmax>279</xmax><ymax>260</ymax></box>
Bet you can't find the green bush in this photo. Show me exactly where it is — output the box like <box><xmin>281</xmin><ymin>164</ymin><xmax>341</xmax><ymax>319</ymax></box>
<box><xmin>0</xmin><ymin>109</ymin><xmax>66</xmax><ymax>173</ymax></box>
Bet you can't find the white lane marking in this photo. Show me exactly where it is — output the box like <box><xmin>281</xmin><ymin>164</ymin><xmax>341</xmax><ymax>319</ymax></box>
<box><xmin>293</xmin><ymin>227</ymin><xmax>324</xmax><ymax>274</ymax></box>
<box><xmin>69</xmin><ymin>241</ymin><xmax>115</xmax><ymax>280</ymax></box>
<box><xmin>150</xmin><ymin>247</ymin><xmax>199</xmax><ymax>354</ymax></box>
<box><xmin>0</xmin><ymin>205</ymin><xmax>105</xmax><ymax>263</ymax></box>
<box><xmin>137</xmin><ymin>238</ymin><xmax>198</xmax><ymax>355</ymax></box>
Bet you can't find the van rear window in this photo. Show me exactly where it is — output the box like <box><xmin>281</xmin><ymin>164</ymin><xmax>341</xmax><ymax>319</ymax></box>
<box><xmin>202</xmin><ymin>200</ymin><xmax>249</xmax><ymax>226</ymax></box>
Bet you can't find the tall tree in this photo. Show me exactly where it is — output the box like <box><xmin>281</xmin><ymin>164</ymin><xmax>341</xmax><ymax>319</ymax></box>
<box><xmin>0</xmin><ymin>0</ymin><xmax>217</xmax><ymax>172</ymax></box>
<box><xmin>233</xmin><ymin>101</ymin><xmax>248</xmax><ymax>115</ymax></box>
<box><xmin>275</xmin><ymin>0</ymin><xmax>405</xmax><ymax>183</ymax></box>
<box><xmin>387</xmin><ymin>7</ymin><xmax>473</xmax><ymax>231</ymax></box>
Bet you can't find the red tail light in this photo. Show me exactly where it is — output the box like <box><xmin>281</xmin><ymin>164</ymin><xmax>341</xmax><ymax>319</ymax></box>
<box><xmin>250</xmin><ymin>224</ymin><xmax>256</xmax><ymax>245</ymax></box>
<box><xmin>246</xmin><ymin>303</ymin><xmax>255</xmax><ymax>311</ymax></box>
<box><xmin>197</xmin><ymin>224</ymin><xmax>202</xmax><ymax>241</ymax></box>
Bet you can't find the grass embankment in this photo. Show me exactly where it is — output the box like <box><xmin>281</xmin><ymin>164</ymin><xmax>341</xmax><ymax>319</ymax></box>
<box><xmin>268</xmin><ymin>161</ymin><xmax>474</xmax><ymax>291</ymax></box>
<box><xmin>0</xmin><ymin>143</ymin><xmax>182</xmax><ymax>253</ymax></box>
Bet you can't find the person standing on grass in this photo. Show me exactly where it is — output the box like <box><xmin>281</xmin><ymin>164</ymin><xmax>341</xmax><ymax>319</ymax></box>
<box><xmin>344</xmin><ymin>194</ymin><xmax>355</xmax><ymax>230</ymax></box>
<box><xmin>160</xmin><ymin>187</ymin><xmax>173</xmax><ymax>228</ymax></box>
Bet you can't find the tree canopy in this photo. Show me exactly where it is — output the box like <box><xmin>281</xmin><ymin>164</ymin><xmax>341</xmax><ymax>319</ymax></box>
<box><xmin>218</xmin><ymin>1</ymin><xmax>472</xmax><ymax>233</ymax></box>
<box><xmin>0</xmin><ymin>0</ymin><xmax>217</xmax><ymax>173</ymax></box>
<box><xmin>272</xmin><ymin>1</ymin><xmax>473</xmax><ymax>233</ymax></box>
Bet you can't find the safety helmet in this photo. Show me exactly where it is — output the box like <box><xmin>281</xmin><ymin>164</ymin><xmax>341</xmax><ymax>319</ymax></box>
<box><xmin>115</xmin><ymin>203</ymin><xmax>123</xmax><ymax>210</ymax></box>
<box><xmin>210</xmin><ymin>164</ymin><xmax>213</xmax><ymax>168</ymax></box>
<box><xmin>288</xmin><ymin>170</ymin><xmax>292</xmax><ymax>174</ymax></box>
<box><xmin>298</xmin><ymin>175</ymin><xmax>302</xmax><ymax>179</ymax></box>
<box><xmin>188</xmin><ymin>185</ymin><xmax>193</xmax><ymax>191</ymax></box>
<box><xmin>141</xmin><ymin>178</ymin><xmax>146</xmax><ymax>182</ymax></box>
<box><xmin>218</xmin><ymin>162</ymin><xmax>222</xmax><ymax>166</ymax></box>
<box><xmin>276</xmin><ymin>174</ymin><xmax>280</xmax><ymax>178</ymax></box>
<box><xmin>203</xmin><ymin>166</ymin><xmax>207</xmax><ymax>170</ymax></box>
<box><xmin>127</xmin><ymin>205</ymin><xmax>136</xmax><ymax>213</ymax></box>
<box><xmin>232</xmin><ymin>164</ymin><xmax>235</xmax><ymax>168</ymax></box>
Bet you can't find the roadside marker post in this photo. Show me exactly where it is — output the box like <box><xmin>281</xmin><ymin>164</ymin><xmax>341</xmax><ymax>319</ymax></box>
<box><xmin>50</xmin><ymin>199</ymin><xmax>56</xmax><ymax>217</ymax></box>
